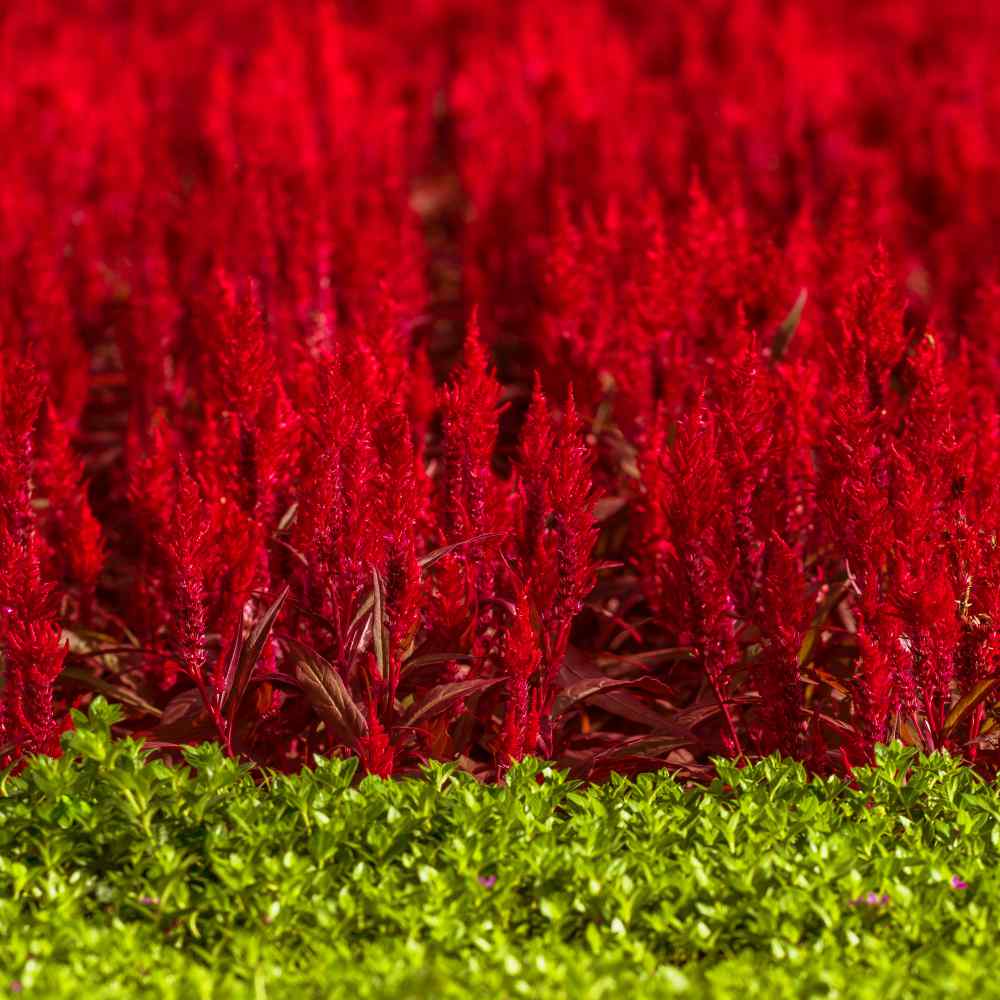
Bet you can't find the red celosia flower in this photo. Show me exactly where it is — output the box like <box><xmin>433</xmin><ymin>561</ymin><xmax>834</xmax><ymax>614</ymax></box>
<box><xmin>499</xmin><ymin>589</ymin><xmax>542</xmax><ymax>768</ymax></box>
<box><xmin>162</xmin><ymin>467</ymin><xmax>210</xmax><ymax>688</ymax></box>
<box><xmin>1</xmin><ymin>619</ymin><xmax>67</xmax><ymax>757</ymax></box>
<box><xmin>523</xmin><ymin>386</ymin><xmax>598</xmax><ymax>689</ymax></box>
<box><xmin>437</xmin><ymin>311</ymin><xmax>508</xmax><ymax>546</ymax></box>
<box><xmin>35</xmin><ymin>403</ymin><xmax>104</xmax><ymax>608</ymax></box>
<box><xmin>638</xmin><ymin>401</ymin><xmax>743</xmax><ymax>754</ymax></box>
<box><xmin>6</xmin><ymin>0</ymin><xmax>1000</xmax><ymax>778</ymax></box>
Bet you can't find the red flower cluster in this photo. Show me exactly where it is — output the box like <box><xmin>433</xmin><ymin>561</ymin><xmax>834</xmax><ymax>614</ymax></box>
<box><xmin>3</xmin><ymin>0</ymin><xmax>1000</xmax><ymax>777</ymax></box>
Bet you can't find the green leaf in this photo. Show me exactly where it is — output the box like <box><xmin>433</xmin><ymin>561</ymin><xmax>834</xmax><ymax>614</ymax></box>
<box><xmin>371</xmin><ymin>567</ymin><xmax>387</xmax><ymax>680</ymax></box>
<box><xmin>771</xmin><ymin>287</ymin><xmax>808</xmax><ymax>361</ymax></box>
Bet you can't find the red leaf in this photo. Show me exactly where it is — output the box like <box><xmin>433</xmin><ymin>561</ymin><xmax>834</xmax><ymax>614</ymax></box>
<box><xmin>558</xmin><ymin>656</ymin><xmax>669</xmax><ymax>728</ymax></box>
<box><xmin>288</xmin><ymin>640</ymin><xmax>368</xmax><ymax>746</ymax></box>
<box><xmin>223</xmin><ymin>586</ymin><xmax>289</xmax><ymax>725</ymax></box>
<box><xmin>596</xmin><ymin>733</ymin><xmax>694</xmax><ymax>761</ymax></box>
<box><xmin>154</xmin><ymin>689</ymin><xmax>215</xmax><ymax>743</ymax></box>
<box><xmin>405</xmin><ymin>678</ymin><xmax>506</xmax><ymax>726</ymax></box>
<box><xmin>553</xmin><ymin>676</ymin><xmax>645</xmax><ymax>716</ymax></box>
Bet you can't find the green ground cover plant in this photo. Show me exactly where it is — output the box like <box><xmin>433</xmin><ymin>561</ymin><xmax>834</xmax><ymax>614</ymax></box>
<box><xmin>8</xmin><ymin>0</ymin><xmax>1000</xmax><ymax>789</ymax></box>
<box><xmin>2</xmin><ymin>701</ymin><xmax>1000</xmax><ymax>998</ymax></box>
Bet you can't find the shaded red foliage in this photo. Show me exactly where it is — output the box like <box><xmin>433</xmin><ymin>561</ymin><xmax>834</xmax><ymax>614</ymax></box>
<box><xmin>3</xmin><ymin>0</ymin><xmax>1000</xmax><ymax>778</ymax></box>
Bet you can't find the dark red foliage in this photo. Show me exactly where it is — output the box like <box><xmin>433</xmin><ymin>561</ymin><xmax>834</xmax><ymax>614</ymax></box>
<box><xmin>4</xmin><ymin>0</ymin><xmax>1000</xmax><ymax>778</ymax></box>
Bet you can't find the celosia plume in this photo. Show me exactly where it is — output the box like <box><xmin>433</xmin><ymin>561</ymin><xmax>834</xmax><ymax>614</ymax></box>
<box><xmin>3</xmin><ymin>0</ymin><xmax>1000</xmax><ymax>779</ymax></box>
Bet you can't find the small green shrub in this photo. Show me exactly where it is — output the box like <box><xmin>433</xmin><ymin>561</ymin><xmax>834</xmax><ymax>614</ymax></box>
<box><xmin>2</xmin><ymin>701</ymin><xmax>1000</xmax><ymax>998</ymax></box>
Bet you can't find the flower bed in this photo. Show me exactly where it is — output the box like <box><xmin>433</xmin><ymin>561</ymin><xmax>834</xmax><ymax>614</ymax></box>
<box><xmin>3</xmin><ymin>1</ymin><xmax>1000</xmax><ymax>776</ymax></box>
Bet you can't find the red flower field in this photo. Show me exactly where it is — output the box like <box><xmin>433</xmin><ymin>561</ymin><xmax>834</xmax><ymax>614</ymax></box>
<box><xmin>3</xmin><ymin>0</ymin><xmax>1000</xmax><ymax>779</ymax></box>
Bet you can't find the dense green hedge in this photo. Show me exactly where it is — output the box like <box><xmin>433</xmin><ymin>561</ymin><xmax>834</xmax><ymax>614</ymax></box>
<box><xmin>2</xmin><ymin>701</ymin><xmax>1000</xmax><ymax>998</ymax></box>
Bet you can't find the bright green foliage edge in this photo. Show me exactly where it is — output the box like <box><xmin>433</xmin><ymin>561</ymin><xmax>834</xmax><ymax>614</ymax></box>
<box><xmin>3</xmin><ymin>699</ymin><xmax>1000</xmax><ymax>999</ymax></box>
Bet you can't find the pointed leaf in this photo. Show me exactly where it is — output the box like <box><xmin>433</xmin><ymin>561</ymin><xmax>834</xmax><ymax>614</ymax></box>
<box><xmin>372</xmin><ymin>568</ymin><xmax>386</xmax><ymax>680</ymax></box>
<box><xmin>159</xmin><ymin>689</ymin><xmax>206</xmax><ymax>727</ymax></box>
<box><xmin>405</xmin><ymin>678</ymin><xmax>506</xmax><ymax>726</ymax></box>
<box><xmin>246</xmin><ymin>669</ymin><xmax>301</xmax><ymax>691</ymax></box>
<box><xmin>220</xmin><ymin>622</ymin><xmax>246</xmax><ymax>706</ymax></box>
<box><xmin>899</xmin><ymin>717</ymin><xmax>926</xmax><ymax>750</ymax></box>
<box><xmin>772</xmin><ymin>287</ymin><xmax>807</xmax><ymax>360</ymax></box>
<box><xmin>596</xmin><ymin>647</ymin><xmax>695</xmax><ymax>669</ymax></box>
<box><xmin>60</xmin><ymin>666</ymin><xmax>163</xmax><ymax>718</ymax></box>
<box><xmin>558</xmin><ymin>655</ymin><xmax>669</xmax><ymax>728</ymax></box>
<box><xmin>596</xmin><ymin>733</ymin><xmax>693</xmax><ymax>761</ymax></box>
<box><xmin>417</xmin><ymin>533</ymin><xmax>504</xmax><ymax>571</ymax></box>
<box><xmin>224</xmin><ymin>586</ymin><xmax>289</xmax><ymax>723</ymax></box>
<box><xmin>593</xmin><ymin>498</ymin><xmax>626</xmax><ymax>522</ymax></box>
<box><xmin>277</xmin><ymin>502</ymin><xmax>299</xmax><ymax>532</ymax></box>
<box><xmin>347</xmin><ymin>534</ymin><xmax>504</xmax><ymax>634</ymax></box>
<box><xmin>799</xmin><ymin>668</ymin><xmax>852</xmax><ymax>698</ymax></box>
<box><xmin>943</xmin><ymin>677</ymin><xmax>999</xmax><ymax>737</ymax></box>
<box><xmin>400</xmin><ymin>652</ymin><xmax>476</xmax><ymax>681</ymax></box>
<box><xmin>797</xmin><ymin>579</ymin><xmax>849</xmax><ymax>666</ymax></box>
<box><xmin>288</xmin><ymin>640</ymin><xmax>368</xmax><ymax>745</ymax></box>
<box><xmin>154</xmin><ymin>689</ymin><xmax>216</xmax><ymax>743</ymax></box>
<box><xmin>553</xmin><ymin>676</ymin><xmax>647</xmax><ymax>717</ymax></box>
